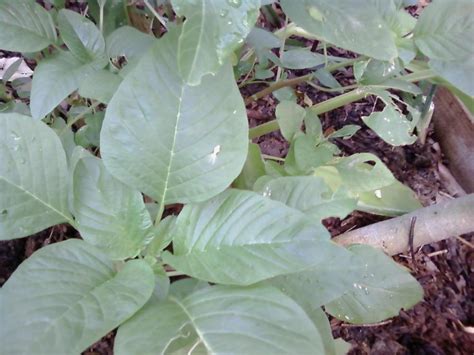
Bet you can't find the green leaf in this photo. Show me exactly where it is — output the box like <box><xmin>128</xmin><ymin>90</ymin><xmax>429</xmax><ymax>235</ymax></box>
<box><xmin>79</xmin><ymin>69</ymin><xmax>122</xmax><ymax>103</ymax></box>
<box><xmin>106</xmin><ymin>26</ymin><xmax>155</xmax><ymax>59</ymax></box>
<box><xmin>280</xmin><ymin>0</ymin><xmax>398</xmax><ymax>60</ymax></box>
<box><xmin>172</xmin><ymin>0</ymin><xmax>260</xmax><ymax>85</ymax></box>
<box><xmin>234</xmin><ymin>143</ymin><xmax>266</xmax><ymax>190</ymax></box>
<box><xmin>145</xmin><ymin>215</ymin><xmax>176</xmax><ymax>257</ymax></box>
<box><xmin>72</xmin><ymin>154</ymin><xmax>153</xmax><ymax>260</ymax></box>
<box><xmin>327</xmin><ymin>124</ymin><xmax>360</xmax><ymax>139</ymax></box>
<box><xmin>101</xmin><ymin>28</ymin><xmax>248</xmax><ymax>206</ymax></box>
<box><xmin>115</xmin><ymin>285</ymin><xmax>326</xmax><ymax>354</ymax></box>
<box><xmin>285</xmin><ymin>134</ymin><xmax>334</xmax><ymax>174</ymax></box>
<box><xmin>255</xmin><ymin>176</ymin><xmax>357</xmax><ymax>220</ymax></box>
<box><xmin>0</xmin><ymin>0</ymin><xmax>57</xmax><ymax>52</ymax></box>
<box><xmin>359</xmin><ymin>59</ymin><xmax>402</xmax><ymax>85</ymax></box>
<box><xmin>280</xmin><ymin>48</ymin><xmax>326</xmax><ymax>69</ymax></box>
<box><xmin>414</xmin><ymin>0</ymin><xmax>474</xmax><ymax>61</ymax></box>
<box><xmin>31</xmin><ymin>51</ymin><xmax>94</xmax><ymax>120</ymax></box>
<box><xmin>58</xmin><ymin>9</ymin><xmax>108</xmax><ymax>67</ymax></box>
<box><xmin>326</xmin><ymin>244</ymin><xmax>423</xmax><ymax>324</ymax></box>
<box><xmin>276</xmin><ymin>100</ymin><xmax>306</xmax><ymax>141</ymax></box>
<box><xmin>163</xmin><ymin>189</ymin><xmax>331</xmax><ymax>285</ymax></box>
<box><xmin>430</xmin><ymin>58</ymin><xmax>474</xmax><ymax>97</ymax></box>
<box><xmin>0</xmin><ymin>113</ymin><xmax>72</xmax><ymax>240</ymax></box>
<box><xmin>362</xmin><ymin>104</ymin><xmax>417</xmax><ymax>146</ymax></box>
<box><xmin>0</xmin><ymin>240</ymin><xmax>155</xmax><ymax>354</ymax></box>
<box><xmin>74</xmin><ymin>111</ymin><xmax>105</xmax><ymax>148</ymax></box>
<box><xmin>332</xmin><ymin>153</ymin><xmax>395</xmax><ymax>192</ymax></box>
<box><xmin>88</xmin><ymin>0</ymin><xmax>128</xmax><ymax>36</ymax></box>
<box><xmin>357</xmin><ymin>180</ymin><xmax>422</xmax><ymax>216</ymax></box>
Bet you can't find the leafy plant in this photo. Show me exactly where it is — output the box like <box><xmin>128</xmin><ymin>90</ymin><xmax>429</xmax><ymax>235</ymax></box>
<box><xmin>0</xmin><ymin>0</ymin><xmax>472</xmax><ymax>353</ymax></box>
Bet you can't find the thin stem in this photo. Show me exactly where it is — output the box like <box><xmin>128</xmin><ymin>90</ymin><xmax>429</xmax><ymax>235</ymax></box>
<box><xmin>248</xmin><ymin>70</ymin><xmax>438</xmax><ymax>139</ymax></box>
<box><xmin>307</xmin><ymin>81</ymin><xmax>359</xmax><ymax>93</ymax></box>
<box><xmin>99</xmin><ymin>5</ymin><xmax>104</xmax><ymax>33</ymax></box>
<box><xmin>275</xmin><ymin>17</ymin><xmax>289</xmax><ymax>82</ymax></box>
<box><xmin>262</xmin><ymin>154</ymin><xmax>285</xmax><ymax>162</ymax></box>
<box><xmin>154</xmin><ymin>203</ymin><xmax>165</xmax><ymax>227</ymax></box>
<box><xmin>244</xmin><ymin>57</ymin><xmax>362</xmax><ymax>105</ymax></box>
<box><xmin>144</xmin><ymin>0</ymin><xmax>168</xmax><ymax>29</ymax></box>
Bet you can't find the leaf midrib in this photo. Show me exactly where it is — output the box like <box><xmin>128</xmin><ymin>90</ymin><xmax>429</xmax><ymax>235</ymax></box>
<box><xmin>0</xmin><ymin>175</ymin><xmax>73</xmax><ymax>226</ymax></box>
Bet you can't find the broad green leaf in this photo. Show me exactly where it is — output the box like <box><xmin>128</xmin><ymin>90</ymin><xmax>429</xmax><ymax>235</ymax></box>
<box><xmin>269</xmin><ymin>246</ymin><xmax>366</xmax><ymax>311</ymax></box>
<box><xmin>362</xmin><ymin>104</ymin><xmax>417</xmax><ymax>146</ymax></box>
<box><xmin>0</xmin><ymin>113</ymin><xmax>72</xmax><ymax>240</ymax></box>
<box><xmin>101</xmin><ymin>29</ymin><xmax>248</xmax><ymax>206</ymax></box>
<box><xmin>172</xmin><ymin>0</ymin><xmax>260</xmax><ymax>85</ymax></box>
<box><xmin>280</xmin><ymin>0</ymin><xmax>398</xmax><ymax>61</ymax></box>
<box><xmin>357</xmin><ymin>180</ymin><xmax>422</xmax><ymax>216</ymax></box>
<box><xmin>414</xmin><ymin>0</ymin><xmax>474</xmax><ymax>61</ymax></box>
<box><xmin>326</xmin><ymin>244</ymin><xmax>423</xmax><ymax>324</ymax></box>
<box><xmin>163</xmin><ymin>189</ymin><xmax>331</xmax><ymax>285</ymax></box>
<box><xmin>273</xmin><ymin>86</ymin><xmax>296</xmax><ymax>102</ymax></box>
<box><xmin>79</xmin><ymin>69</ymin><xmax>122</xmax><ymax>103</ymax></box>
<box><xmin>333</xmin><ymin>153</ymin><xmax>395</xmax><ymax>192</ymax></box>
<box><xmin>359</xmin><ymin>59</ymin><xmax>402</xmax><ymax>85</ymax></box>
<box><xmin>375</xmin><ymin>78</ymin><xmax>422</xmax><ymax>95</ymax></box>
<box><xmin>255</xmin><ymin>176</ymin><xmax>357</xmax><ymax>220</ymax></box>
<box><xmin>115</xmin><ymin>285</ymin><xmax>326</xmax><ymax>354</ymax></box>
<box><xmin>304</xmin><ymin>109</ymin><xmax>323</xmax><ymax>142</ymax></box>
<box><xmin>106</xmin><ymin>26</ymin><xmax>155</xmax><ymax>59</ymax></box>
<box><xmin>0</xmin><ymin>239</ymin><xmax>155</xmax><ymax>354</ymax></box>
<box><xmin>234</xmin><ymin>143</ymin><xmax>266</xmax><ymax>190</ymax></box>
<box><xmin>75</xmin><ymin>111</ymin><xmax>105</xmax><ymax>148</ymax></box>
<box><xmin>0</xmin><ymin>0</ymin><xmax>57</xmax><ymax>52</ymax></box>
<box><xmin>72</xmin><ymin>154</ymin><xmax>153</xmax><ymax>260</ymax></box>
<box><xmin>280</xmin><ymin>48</ymin><xmax>326</xmax><ymax>69</ymax></box>
<box><xmin>31</xmin><ymin>51</ymin><xmax>94</xmax><ymax>120</ymax></box>
<box><xmin>314</xmin><ymin>68</ymin><xmax>341</xmax><ymax>89</ymax></box>
<box><xmin>430</xmin><ymin>58</ymin><xmax>474</xmax><ymax>97</ymax></box>
<box><xmin>276</xmin><ymin>100</ymin><xmax>306</xmax><ymax>141</ymax></box>
<box><xmin>246</xmin><ymin>27</ymin><xmax>281</xmax><ymax>55</ymax></box>
<box><xmin>285</xmin><ymin>134</ymin><xmax>334</xmax><ymax>174</ymax></box>
<box><xmin>58</xmin><ymin>9</ymin><xmax>108</xmax><ymax>67</ymax></box>
<box><xmin>88</xmin><ymin>0</ymin><xmax>128</xmax><ymax>36</ymax></box>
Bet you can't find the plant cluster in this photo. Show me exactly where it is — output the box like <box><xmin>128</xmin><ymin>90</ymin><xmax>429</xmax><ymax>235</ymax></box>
<box><xmin>0</xmin><ymin>0</ymin><xmax>472</xmax><ymax>353</ymax></box>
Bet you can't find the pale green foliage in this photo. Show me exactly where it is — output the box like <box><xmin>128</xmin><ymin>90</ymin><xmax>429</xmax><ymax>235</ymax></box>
<box><xmin>0</xmin><ymin>114</ymin><xmax>72</xmax><ymax>240</ymax></box>
<box><xmin>2</xmin><ymin>0</ymin><xmax>469</xmax><ymax>352</ymax></box>
<box><xmin>116</xmin><ymin>284</ymin><xmax>327</xmax><ymax>354</ymax></box>
<box><xmin>100</xmin><ymin>28</ymin><xmax>248</xmax><ymax>206</ymax></box>
<box><xmin>0</xmin><ymin>240</ymin><xmax>155</xmax><ymax>354</ymax></box>
<box><xmin>172</xmin><ymin>0</ymin><xmax>260</xmax><ymax>85</ymax></box>
<box><xmin>72</xmin><ymin>154</ymin><xmax>153</xmax><ymax>259</ymax></box>
<box><xmin>0</xmin><ymin>0</ymin><xmax>57</xmax><ymax>52</ymax></box>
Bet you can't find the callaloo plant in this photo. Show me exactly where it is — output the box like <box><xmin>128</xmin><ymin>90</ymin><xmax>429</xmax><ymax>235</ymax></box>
<box><xmin>0</xmin><ymin>0</ymin><xmax>472</xmax><ymax>353</ymax></box>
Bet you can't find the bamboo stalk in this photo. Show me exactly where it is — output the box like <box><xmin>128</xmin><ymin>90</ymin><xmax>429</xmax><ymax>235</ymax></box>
<box><xmin>333</xmin><ymin>194</ymin><xmax>474</xmax><ymax>256</ymax></box>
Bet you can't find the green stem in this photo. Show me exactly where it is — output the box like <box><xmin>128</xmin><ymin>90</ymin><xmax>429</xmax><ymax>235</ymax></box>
<box><xmin>249</xmin><ymin>70</ymin><xmax>438</xmax><ymax>139</ymax></box>
<box><xmin>262</xmin><ymin>154</ymin><xmax>285</xmax><ymax>162</ymax></box>
<box><xmin>154</xmin><ymin>203</ymin><xmax>165</xmax><ymax>227</ymax></box>
<box><xmin>144</xmin><ymin>0</ymin><xmax>168</xmax><ymax>29</ymax></box>
<box><xmin>244</xmin><ymin>57</ymin><xmax>363</xmax><ymax>105</ymax></box>
<box><xmin>99</xmin><ymin>5</ymin><xmax>104</xmax><ymax>33</ymax></box>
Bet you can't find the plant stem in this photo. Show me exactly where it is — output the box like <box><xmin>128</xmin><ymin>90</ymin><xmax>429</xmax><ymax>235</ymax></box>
<box><xmin>334</xmin><ymin>194</ymin><xmax>474</xmax><ymax>256</ymax></box>
<box><xmin>248</xmin><ymin>70</ymin><xmax>438</xmax><ymax>139</ymax></box>
<box><xmin>244</xmin><ymin>57</ymin><xmax>362</xmax><ymax>105</ymax></box>
<box><xmin>99</xmin><ymin>5</ymin><xmax>104</xmax><ymax>33</ymax></box>
<box><xmin>144</xmin><ymin>0</ymin><xmax>168</xmax><ymax>29</ymax></box>
<box><xmin>154</xmin><ymin>203</ymin><xmax>165</xmax><ymax>227</ymax></box>
<box><xmin>262</xmin><ymin>154</ymin><xmax>285</xmax><ymax>162</ymax></box>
